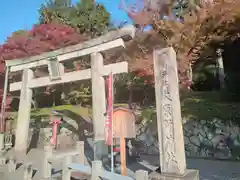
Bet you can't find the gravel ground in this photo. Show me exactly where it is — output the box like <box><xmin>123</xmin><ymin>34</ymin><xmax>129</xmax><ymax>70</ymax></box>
<box><xmin>137</xmin><ymin>154</ymin><xmax>240</xmax><ymax>180</ymax></box>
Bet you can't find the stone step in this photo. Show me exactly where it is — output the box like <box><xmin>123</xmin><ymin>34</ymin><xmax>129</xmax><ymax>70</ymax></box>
<box><xmin>0</xmin><ymin>164</ymin><xmax>25</xmax><ymax>180</ymax></box>
<box><xmin>0</xmin><ymin>160</ymin><xmax>62</xmax><ymax>180</ymax></box>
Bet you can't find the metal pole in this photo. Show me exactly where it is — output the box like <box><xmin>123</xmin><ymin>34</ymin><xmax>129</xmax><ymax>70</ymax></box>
<box><xmin>0</xmin><ymin>66</ymin><xmax>9</xmax><ymax>132</ymax></box>
<box><xmin>111</xmin><ymin>72</ymin><xmax>114</xmax><ymax>172</ymax></box>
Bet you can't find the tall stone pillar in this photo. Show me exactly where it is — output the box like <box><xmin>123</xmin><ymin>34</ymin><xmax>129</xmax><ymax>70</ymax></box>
<box><xmin>14</xmin><ymin>69</ymin><xmax>33</xmax><ymax>154</ymax></box>
<box><xmin>91</xmin><ymin>52</ymin><xmax>108</xmax><ymax>161</ymax></box>
<box><xmin>151</xmin><ymin>47</ymin><xmax>199</xmax><ymax>180</ymax></box>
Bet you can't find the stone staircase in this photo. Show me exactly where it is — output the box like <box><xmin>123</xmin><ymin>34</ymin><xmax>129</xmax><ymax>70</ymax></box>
<box><xmin>0</xmin><ymin>148</ymin><xmax>77</xmax><ymax>180</ymax></box>
<box><xmin>0</xmin><ymin>112</ymin><xmax>94</xmax><ymax>180</ymax></box>
<box><xmin>0</xmin><ymin>149</ymin><xmax>40</xmax><ymax>180</ymax></box>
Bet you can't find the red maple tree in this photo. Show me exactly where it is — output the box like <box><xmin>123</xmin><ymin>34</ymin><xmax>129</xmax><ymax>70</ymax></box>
<box><xmin>0</xmin><ymin>23</ymin><xmax>87</xmax><ymax>115</ymax></box>
<box><xmin>0</xmin><ymin>23</ymin><xmax>87</xmax><ymax>62</ymax></box>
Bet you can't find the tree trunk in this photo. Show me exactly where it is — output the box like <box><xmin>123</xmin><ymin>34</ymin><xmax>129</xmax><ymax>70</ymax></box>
<box><xmin>128</xmin><ymin>84</ymin><xmax>133</xmax><ymax>109</ymax></box>
<box><xmin>216</xmin><ymin>48</ymin><xmax>225</xmax><ymax>89</ymax></box>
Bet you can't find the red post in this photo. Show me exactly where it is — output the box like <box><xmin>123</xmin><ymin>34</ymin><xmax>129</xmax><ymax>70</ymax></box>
<box><xmin>50</xmin><ymin>118</ymin><xmax>62</xmax><ymax>149</ymax></box>
<box><xmin>105</xmin><ymin>73</ymin><xmax>113</xmax><ymax>145</ymax></box>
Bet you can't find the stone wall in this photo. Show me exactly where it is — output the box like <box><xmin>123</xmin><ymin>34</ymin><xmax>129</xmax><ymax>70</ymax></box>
<box><xmin>9</xmin><ymin>112</ymin><xmax>240</xmax><ymax>160</ymax></box>
<box><xmin>137</xmin><ymin>118</ymin><xmax>240</xmax><ymax>160</ymax></box>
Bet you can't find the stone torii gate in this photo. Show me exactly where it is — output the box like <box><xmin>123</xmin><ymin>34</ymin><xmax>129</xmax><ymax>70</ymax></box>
<box><xmin>4</xmin><ymin>25</ymin><xmax>136</xmax><ymax>157</ymax></box>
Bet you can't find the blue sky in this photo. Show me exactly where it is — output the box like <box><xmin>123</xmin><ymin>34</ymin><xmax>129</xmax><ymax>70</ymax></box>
<box><xmin>0</xmin><ymin>0</ymin><xmax>131</xmax><ymax>44</ymax></box>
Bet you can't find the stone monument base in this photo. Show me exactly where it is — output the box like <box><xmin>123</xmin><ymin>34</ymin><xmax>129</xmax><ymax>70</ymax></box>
<box><xmin>149</xmin><ymin>169</ymin><xmax>199</xmax><ymax>180</ymax></box>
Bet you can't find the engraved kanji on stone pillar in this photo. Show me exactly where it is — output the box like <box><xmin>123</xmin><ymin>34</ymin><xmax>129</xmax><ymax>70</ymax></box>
<box><xmin>153</xmin><ymin>47</ymin><xmax>186</xmax><ymax>175</ymax></box>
